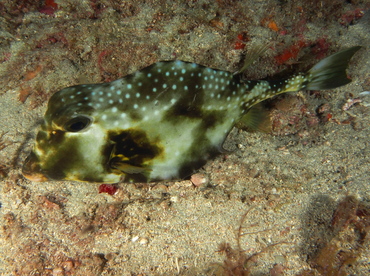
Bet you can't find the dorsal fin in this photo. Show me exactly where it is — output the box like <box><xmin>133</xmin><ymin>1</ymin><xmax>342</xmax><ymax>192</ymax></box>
<box><xmin>235</xmin><ymin>43</ymin><xmax>271</xmax><ymax>75</ymax></box>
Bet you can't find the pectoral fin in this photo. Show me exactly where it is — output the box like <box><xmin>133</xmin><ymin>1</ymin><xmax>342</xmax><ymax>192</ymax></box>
<box><xmin>110</xmin><ymin>158</ymin><xmax>152</xmax><ymax>175</ymax></box>
<box><xmin>108</xmin><ymin>143</ymin><xmax>152</xmax><ymax>175</ymax></box>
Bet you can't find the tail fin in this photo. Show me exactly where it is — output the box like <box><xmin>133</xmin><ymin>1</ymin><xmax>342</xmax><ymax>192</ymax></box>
<box><xmin>306</xmin><ymin>46</ymin><xmax>361</xmax><ymax>90</ymax></box>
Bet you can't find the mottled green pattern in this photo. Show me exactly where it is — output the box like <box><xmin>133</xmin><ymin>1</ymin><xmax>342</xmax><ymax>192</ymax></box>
<box><xmin>22</xmin><ymin>47</ymin><xmax>360</xmax><ymax>183</ymax></box>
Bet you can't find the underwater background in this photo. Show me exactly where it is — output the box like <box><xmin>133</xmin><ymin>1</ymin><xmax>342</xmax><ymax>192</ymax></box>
<box><xmin>0</xmin><ymin>0</ymin><xmax>369</xmax><ymax>275</ymax></box>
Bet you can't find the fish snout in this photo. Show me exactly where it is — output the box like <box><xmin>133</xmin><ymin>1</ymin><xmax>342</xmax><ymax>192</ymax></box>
<box><xmin>22</xmin><ymin>151</ymin><xmax>48</xmax><ymax>182</ymax></box>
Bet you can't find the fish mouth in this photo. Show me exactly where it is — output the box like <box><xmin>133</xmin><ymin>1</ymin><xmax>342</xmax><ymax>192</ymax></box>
<box><xmin>22</xmin><ymin>151</ymin><xmax>49</xmax><ymax>182</ymax></box>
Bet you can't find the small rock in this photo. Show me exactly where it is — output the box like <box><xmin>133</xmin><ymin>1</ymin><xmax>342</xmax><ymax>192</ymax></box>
<box><xmin>190</xmin><ymin>173</ymin><xmax>209</xmax><ymax>187</ymax></box>
<box><xmin>52</xmin><ymin>267</ymin><xmax>64</xmax><ymax>276</ymax></box>
<box><xmin>139</xmin><ymin>237</ymin><xmax>149</xmax><ymax>245</ymax></box>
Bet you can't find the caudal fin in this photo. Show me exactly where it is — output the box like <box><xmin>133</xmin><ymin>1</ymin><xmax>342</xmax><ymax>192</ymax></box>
<box><xmin>306</xmin><ymin>46</ymin><xmax>361</xmax><ymax>90</ymax></box>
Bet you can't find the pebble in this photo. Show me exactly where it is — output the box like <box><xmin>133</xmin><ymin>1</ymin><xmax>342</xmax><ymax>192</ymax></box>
<box><xmin>190</xmin><ymin>173</ymin><xmax>209</xmax><ymax>187</ymax></box>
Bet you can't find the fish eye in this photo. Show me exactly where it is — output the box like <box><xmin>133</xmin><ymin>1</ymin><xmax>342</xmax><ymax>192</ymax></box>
<box><xmin>65</xmin><ymin>115</ymin><xmax>92</xmax><ymax>132</ymax></box>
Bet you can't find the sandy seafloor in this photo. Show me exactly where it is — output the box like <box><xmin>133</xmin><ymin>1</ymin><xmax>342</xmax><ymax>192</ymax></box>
<box><xmin>0</xmin><ymin>0</ymin><xmax>370</xmax><ymax>275</ymax></box>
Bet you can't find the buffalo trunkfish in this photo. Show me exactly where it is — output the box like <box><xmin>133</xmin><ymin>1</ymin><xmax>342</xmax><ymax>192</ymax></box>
<box><xmin>22</xmin><ymin>46</ymin><xmax>361</xmax><ymax>183</ymax></box>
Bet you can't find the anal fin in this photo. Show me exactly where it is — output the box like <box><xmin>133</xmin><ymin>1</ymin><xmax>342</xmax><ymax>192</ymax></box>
<box><xmin>235</xmin><ymin>103</ymin><xmax>271</xmax><ymax>133</ymax></box>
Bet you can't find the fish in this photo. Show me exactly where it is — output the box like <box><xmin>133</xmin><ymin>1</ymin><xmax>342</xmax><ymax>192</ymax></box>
<box><xmin>22</xmin><ymin>46</ymin><xmax>361</xmax><ymax>183</ymax></box>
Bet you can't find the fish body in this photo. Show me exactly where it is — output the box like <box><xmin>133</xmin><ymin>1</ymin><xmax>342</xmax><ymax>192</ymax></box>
<box><xmin>22</xmin><ymin>47</ymin><xmax>361</xmax><ymax>183</ymax></box>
